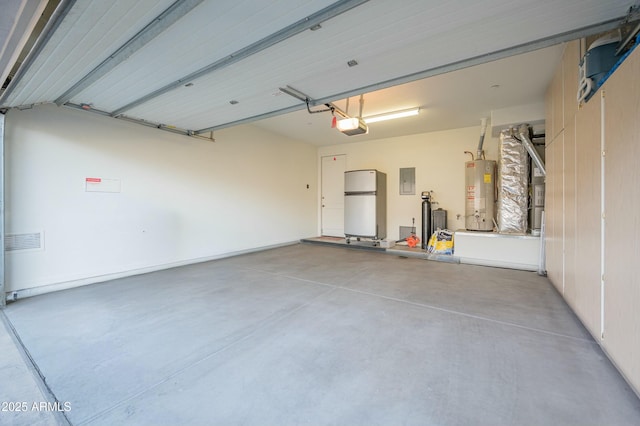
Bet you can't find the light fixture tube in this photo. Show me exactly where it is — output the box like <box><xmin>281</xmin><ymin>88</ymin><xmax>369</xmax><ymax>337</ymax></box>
<box><xmin>363</xmin><ymin>108</ymin><xmax>420</xmax><ymax>124</ymax></box>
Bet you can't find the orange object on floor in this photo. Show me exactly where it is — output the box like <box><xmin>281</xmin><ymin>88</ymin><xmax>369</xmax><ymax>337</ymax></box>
<box><xmin>405</xmin><ymin>234</ymin><xmax>420</xmax><ymax>248</ymax></box>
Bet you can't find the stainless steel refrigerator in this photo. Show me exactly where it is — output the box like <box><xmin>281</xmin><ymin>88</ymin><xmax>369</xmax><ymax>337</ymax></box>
<box><xmin>344</xmin><ymin>169</ymin><xmax>387</xmax><ymax>240</ymax></box>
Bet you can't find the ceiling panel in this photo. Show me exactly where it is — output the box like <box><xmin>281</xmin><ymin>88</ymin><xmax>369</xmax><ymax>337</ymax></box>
<box><xmin>279</xmin><ymin>0</ymin><xmax>629</xmax><ymax>99</ymax></box>
<box><xmin>123</xmin><ymin>61</ymin><xmax>303</xmax><ymax>130</ymax></box>
<box><xmin>0</xmin><ymin>0</ymin><xmax>47</xmax><ymax>86</ymax></box>
<box><xmin>3</xmin><ymin>0</ymin><xmax>176</xmax><ymax>106</ymax></box>
<box><xmin>0</xmin><ymin>0</ymin><xmax>635</xmax><ymax>139</ymax></box>
<box><xmin>70</xmin><ymin>0</ymin><xmax>335</xmax><ymax>111</ymax></box>
<box><xmin>120</xmin><ymin>0</ymin><xmax>633</xmax><ymax>132</ymax></box>
<box><xmin>252</xmin><ymin>44</ymin><xmax>565</xmax><ymax>145</ymax></box>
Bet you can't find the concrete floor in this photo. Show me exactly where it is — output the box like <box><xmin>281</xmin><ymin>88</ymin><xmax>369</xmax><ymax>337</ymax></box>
<box><xmin>2</xmin><ymin>243</ymin><xmax>640</xmax><ymax>425</ymax></box>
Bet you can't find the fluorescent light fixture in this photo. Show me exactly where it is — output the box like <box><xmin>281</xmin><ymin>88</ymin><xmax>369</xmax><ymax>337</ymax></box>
<box><xmin>363</xmin><ymin>108</ymin><xmax>420</xmax><ymax>124</ymax></box>
<box><xmin>336</xmin><ymin>117</ymin><xmax>368</xmax><ymax>135</ymax></box>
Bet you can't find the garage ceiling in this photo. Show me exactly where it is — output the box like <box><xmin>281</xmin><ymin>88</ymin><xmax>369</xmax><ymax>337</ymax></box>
<box><xmin>0</xmin><ymin>0</ymin><xmax>636</xmax><ymax>143</ymax></box>
<box><xmin>254</xmin><ymin>44</ymin><xmax>565</xmax><ymax>145</ymax></box>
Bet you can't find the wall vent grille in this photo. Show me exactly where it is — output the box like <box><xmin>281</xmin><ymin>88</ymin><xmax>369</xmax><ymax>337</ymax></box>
<box><xmin>5</xmin><ymin>232</ymin><xmax>43</xmax><ymax>251</ymax></box>
<box><xmin>399</xmin><ymin>226</ymin><xmax>415</xmax><ymax>240</ymax></box>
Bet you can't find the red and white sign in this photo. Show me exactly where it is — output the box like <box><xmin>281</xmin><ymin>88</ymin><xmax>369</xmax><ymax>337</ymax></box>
<box><xmin>85</xmin><ymin>177</ymin><xmax>121</xmax><ymax>193</ymax></box>
<box><xmin>466</xmin><ymin>185</ymin><xmax>475</xmax><ymax>200</ymax></box>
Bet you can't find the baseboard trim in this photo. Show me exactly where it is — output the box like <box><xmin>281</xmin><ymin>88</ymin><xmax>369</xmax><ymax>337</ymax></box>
<box><xmin>4</xmin><ymin>241</ymin><xmax>298</xmax><ymax>303</ymax></box>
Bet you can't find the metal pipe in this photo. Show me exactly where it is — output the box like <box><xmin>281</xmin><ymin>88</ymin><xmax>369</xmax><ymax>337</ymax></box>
<box><xmin>280</xmin><ymin>85</ymin><xmax>350</xmax><ymax>119</ymax></box>
<box><xmin>330</xmin><ymin>105</ymin><xmax>350</xmax><ymax>119</ymax></box>
<box><xmin>518</xmin><ymin>124</ymin><xmax>546</xmax><ymax>176</ymax></box>
<box><xmin>476</xmin><ymin>117</ymin><xmax>488</xmax><ymax>159</ymax></box>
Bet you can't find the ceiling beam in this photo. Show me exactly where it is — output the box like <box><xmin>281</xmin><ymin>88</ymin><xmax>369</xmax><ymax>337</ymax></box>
<box><xmin>109</xmin><ymin>0</ymin><xmax>370</xmax><ymax>117</ymax></box>
<box><xmin>0</xmin><ymin>0</ymin><xmax>76</xmax><ymax>106</ymax></box>
<box><xmin>54</xmin><ymin>0</ymin><xmax>205</xmax><ymax>106</ymax></box>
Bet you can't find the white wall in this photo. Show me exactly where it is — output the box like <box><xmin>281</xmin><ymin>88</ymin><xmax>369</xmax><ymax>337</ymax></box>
<box><xmin>5</xmin><ymin>105</ymin><xmax>318</xmax><ymax>293</ymax></box>
<box><xmin>318</xmin><ymin>126</ymin><xmax>499</xmax><ymax>240</ymax></box>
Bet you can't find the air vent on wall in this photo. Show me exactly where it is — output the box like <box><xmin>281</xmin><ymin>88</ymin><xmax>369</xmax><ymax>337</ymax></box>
<box><xmin>5</xmin><ymin>232</ymin><xmax>43</xmax><ymax>251</ymax></box>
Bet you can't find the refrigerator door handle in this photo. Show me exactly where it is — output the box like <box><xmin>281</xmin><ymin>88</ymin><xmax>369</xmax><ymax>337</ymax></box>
<box><xmin>345</xmin><ymin>191</ymin><xmax>377</xmax><ymax>196</ymax></box>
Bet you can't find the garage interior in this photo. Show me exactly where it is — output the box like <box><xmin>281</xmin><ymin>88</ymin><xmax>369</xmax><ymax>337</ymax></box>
<box><xmin>1</xmin><ymin>1</ymin><xmax>640</xmax><ymax>425</ymax></box>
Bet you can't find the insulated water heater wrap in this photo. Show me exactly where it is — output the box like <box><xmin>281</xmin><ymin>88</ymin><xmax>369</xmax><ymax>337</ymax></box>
<box><xmin>465</xmin><ymin>160</ymin><xmax>496</xmax><ymax>231</ymax></box>
<box><xmin>497</xmin><ymin>129</ymin><xmax>529</xmax><ymax>233</ymax></box>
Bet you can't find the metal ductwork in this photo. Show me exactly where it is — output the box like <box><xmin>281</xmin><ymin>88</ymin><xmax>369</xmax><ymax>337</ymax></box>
<box><xmin>518</xmin><ymin>124</ymin><xmax>546</xmax><ymax>176</ymax></box>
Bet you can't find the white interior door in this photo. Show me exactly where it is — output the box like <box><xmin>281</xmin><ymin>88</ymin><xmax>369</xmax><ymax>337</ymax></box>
<box><xmin>321</xmin><ymin>155</ymin><xmax>346</xmax><ymax>237</ymax></box>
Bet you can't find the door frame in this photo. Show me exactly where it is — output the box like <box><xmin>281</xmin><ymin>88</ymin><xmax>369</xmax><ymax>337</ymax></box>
<box><xmin>319</xmin><ymin>154</ymin><xmax>346</xmax><ymax>237</ymax></box>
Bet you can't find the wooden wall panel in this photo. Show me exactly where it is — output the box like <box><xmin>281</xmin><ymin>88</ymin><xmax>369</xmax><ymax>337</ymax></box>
<box><xmin>602</xmin><ymin>46</ymin><xmax>640</xmax><ymax>393</ymax></box>
<box><xmin>562</xmin><ymin>39</ymin><xmax>579</xmax><ymax>311</ymax></box>
<box><xmin>563</xmin><ymin>111</ymin><xmax>577</xmax><ymax>305</ymax></box>
<box><xmin>545</xmin><ymin>80</ymin><xmax>555</xmax><ymax>146</ymax></box>
<box><xmin>573</xmin><ymin>90</ymin><xmax>602</xmax><ymax>337</ymax></box>
<box><xmin>543</xmin><ymin>139</ymin><xmax>554</xmax><ymax>282</ymax></box>
<box><xmin>545</xmin><ymin>135</ymin><xmax>564</xmax><ymax>292</ymax></box>
<box><xmin>545</xmin><ymin>50</ymin><xmax>564</xmax><ymax>144</ymax></box>
<box><xmin>563</xmin><ymin>40</ymin><xmax>580</xmax><ymax>128</ymax></box>
<box><xmin>545</xmin><ymin>37</ymin><xmax>640</xmax><ymax>396</ymax></box>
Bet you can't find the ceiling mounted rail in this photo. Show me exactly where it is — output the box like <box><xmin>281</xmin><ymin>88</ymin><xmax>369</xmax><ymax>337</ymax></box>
<box><xmin>110</xmin><ymin>0</ymin><xmax>369</xmax><ymax>117</ymax></box>
<box><xmin>0</xmin><ymin>0</ymin><xmax>77</xmax><ymax>106</ymax></box>
<box><xmin>64</xmin><ymin>102</ymin><xmax>214</xmax><ymax>140</ymax></box>
<box><xmin>54</xmin><ymin>0</ymin><xmax>205</xmax><ymax>106</ymax></box>
<box><xmin>194</xmin><ymin>85</ymin><xmax>352</xmax><ymax>134</ymax></box>
<box><xmin>279</xmin><ymin>85</ymin><xmax>349</xmax><ymax>117</ymax></box>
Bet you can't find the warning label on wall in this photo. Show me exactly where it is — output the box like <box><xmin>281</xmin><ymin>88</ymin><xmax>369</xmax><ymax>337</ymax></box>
<box><xmin>85</xmin><ymin>177</ymin><xmax>121</xmax><ymax>193</ymax></box>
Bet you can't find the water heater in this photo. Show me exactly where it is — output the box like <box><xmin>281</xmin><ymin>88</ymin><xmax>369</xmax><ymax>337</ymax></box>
<box><xmin>465</xmin><ymin>159</ymin><xmax>496</xmax><ymax>231</ymax></box>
